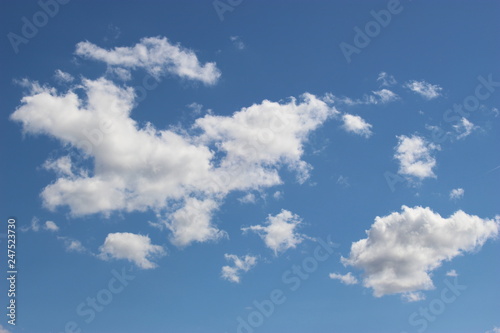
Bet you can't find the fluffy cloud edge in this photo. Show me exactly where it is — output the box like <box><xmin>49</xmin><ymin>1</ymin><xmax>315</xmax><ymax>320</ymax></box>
<box><xmin>75</xmin><ymin>36</ymin><xmax>221</xmax><ymax>85</ymax></box>
<box><xmin>341</xmin><ymin>114</ymin><xmax>373</xmax><ymax>138</ymax></box>
<box><xmin>242</xmin><ymin>209</ymin><xmax>306</xmax><ymax>255</ymax></box>
<box><xmin>404</xmin><ymin>80</ymin><xmax>442</xmax><ymax>100</ymax></box>
<box><xmin>342</xmin><ymin>206</ymin><xmax>499</xmax><ymax>299</ymax></box>
<box><xmin>394</xmin><ymin>135</ymin><xmax>440</xmax><ymax>180</ymax></box>
<box><xmin>221</xmin><ymin>254</ymin><xmax>257</xmax><ymax>283</ymax></box>
<box><xmin>329</xmin><ymin>272</ymin><xmax>359</xmax><ymax>285</ymax></box>
<box><xmin>98</xmin><ymin>232</ymin><xmax>166</xmax><ymax>269</ymax></box>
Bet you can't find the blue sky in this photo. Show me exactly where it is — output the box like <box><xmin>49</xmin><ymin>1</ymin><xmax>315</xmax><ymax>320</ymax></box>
<box><xmin>1</xmin><ymin>1</ymin><xmax>499</xmax><ymax>333</ymax></box>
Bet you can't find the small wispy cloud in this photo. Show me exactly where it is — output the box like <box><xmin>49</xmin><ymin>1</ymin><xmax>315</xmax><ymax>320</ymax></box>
<box><xmin>329</xmin><ymin>272</ymin><xmax>358</xmax><ymax>285</ymax></box>
<box><xmin>75</xmin><ymin>36</ymin><xmax>221</xmax><ymax>85</ymax></box>
<box><xmin>221</xmin><ymin>254</ymin><xmax>257</xmax><ymax>283</ymax></box>
<box><xmin>58</xmin><ymin>236</ymin><xmax>87</xmax><ymax>253</ymax></box>
<box><xmin>449</xmin><ymin>188</ymin><xmax>464</xmax><ymax>200</ymax></box>
<box><xmin>22</xmin><ymin>217</ymin><xmax>60</xmax><ymax>232</ymax></box>
<box><xmin>404</xmin><ymin>80</ymin><xmax>442</xmax><ymax>100</ymax></box>
<box><xmin>337</xmin><ymin>175</ymin><xmax>350</xmax><ymax>188</ymax></box>
<box><xmin>342</xmin><ymin>114</ymin><xmax>373</xmax><ymax>138</ymax></box>
<box><xmin>54</xmin><ymin>69</ymin><xmax>74</xmax><ymax>83</ymax></box>
<box><xmin>326</xmin><ymin>89</ymin><xmax>398</xmax><ymax>106</ymax></box>
<box><xmin>372</xmin><ymin>89</ymin><xmax>399</xmax><ymax>103</ymax></box>
<box><xmin>446</xmin><ymin>270</ymin><xmax>458</xmax><ymax>277</ymax></box>
<box><xmin>20</xmin><ymin>216</ymin><xmax>40</xmax><ymax>232</ymax></box>
<box><xmin>44</xmin><ymin>221</ymin><xmax>59</xmax><ymax>232</ymax></box>
<box><xmin>242</xmin><ymin>210</ymin><xmax>305</xmax><ymax>255</ymax></box>
<box><xmin>377</xmin><ymin>72</ymin><xmax>397</xmax><ymax>87</ymax></box>
<box><xmin>230</xmin><ymin>36</ymin><xmax>245</xmax><ymax>50</ymax></box>
<box><xmin>454</xmin><ymin>117</ymin><xmax>477</xmax><ymax>140</ymax></box>
<box><xmin>238</xmin><ymin>193</ymin><xmax>256</xmax><ymax>204</ymax></box>
<box><xmin>401</xmin><ymin>291</ymin><xmax>426</xmax><ymax>302</ymax></box>
<box><xmin>103</xmin><ymin>23</ymin><xmax>121</xmax><ymax>42</ymax></box>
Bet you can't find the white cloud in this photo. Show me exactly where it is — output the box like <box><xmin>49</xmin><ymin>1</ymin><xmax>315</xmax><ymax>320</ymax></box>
<box><xmin>242</xmin><ymin>209</ymin><xmax>305</xmax><ymax>255</ymax></box>
<box><xmin>401</xmin><ymin>291</ymin><xmax>426</xmax><ymax>302</ymax></box>
<box><xmin>446</xmin><ymin>269</ymin><xmax>458</xmax><ymax>277</ymax></box>
<box><xmin>342</xmin><ymin>206</ymin><xmax>499</xmax><ymax>298</ymax></box>
<box><xmin>329</xmin><ymin>272</ymin><xmax>358</xmax><ymax>285</ymax></box>
<box><xmin>21</xmin><ymin>216</ymin><xmax>40</xmax><ymax>232</ymax></box>
<box><xmin>486</xmin><ymin>327</ymin><xmax>500</xmax><ymax>333</ymax></box>
<box><xmin>273</xmin><ymin>191</ymin><xmax>283</xmax><ymax>200</ymax></box>
<box><xmin>54</xmin><ymin>69</ymin><xmax>74</xmax><ymax>83</ymax></box>
<box><xmin>166</xmin><ymin>197</ymin><xmax>225</xmax><ymax>247</ymax></box>
<box><xmin>106</xmin><ymin>67</ymin><xmax>132</xmax><ymax>81</ymax></box>
<box><xmin>98</xmin><ymin>232</ymin><xmax>166</xmax><ymax>269</ymax></box>
<box><xmin>238</xmin><ymin>193</ymin><xmax>256</xmax><ymax>204</ymax></box>
<box><xmin>29</xmin><ymin>216</ymin><xmax>40</xmax><ymax>231</ymax></box>
<box><xmin>377</xmin><ymin>72</ymin><xmax>397</xmax><ymax>87</ymax></box>
<box><xmin>454</xmin><ymin>117</ymin><xmax>476</xmax><ymax>140</ymax></box>
<box><xmin>11</xmin><ymin>81</ymin><xmax>334</xmax><ymax>216</ymax></box>
<box><xmin>342</xmin><ymin>114</ymin><xmax>373</xmax><ymax>138</ymax></box>
<box><xmin>21</xmin><ymin>216</ymin><xmax>59</xmax><ymax>232</ymax></box>
<box><xmin>75</xmin><ymin>36</ymin><xmax>221</xmax><ymax>85</ymax></box>
<box><xmin>394</xmin><ymin>135</ymin><xmax>440</xmax><ymax>180</ymax></box>
<box><xmin>195</xmin><ymin>93</ymin><xmax>337</xmax><ymax>186</ymax></box>
<box><xmin>186</xmin><ymin>102</ymin><xmax>203</xmax><ymax>115</ymax></box>
<box><xmin>58</xmin><ymin>236</ymin><xmax>87</xmax><ymax>253</ymax></box>
<box><xmin>44</xmin><ymin>220</ymin><xmax>59</xmax><ymax>232</ymax></box>
<box><xmin>404</xmin><ymin>80</ymin><xmax>442</xmax><ymax>100</ymax></box>
<box><xmin>230</xmin><ymin>36</ymin><xmax>245</xmax><ymax>50</ymax></box>
<box><xmin>221</xmin><ymin>254</ymin><xmax>257</xmax><ymax>283</ymax></box>
<box><xmin>43</xmin><ymin>156</ymin><xmax>75</xmax><ymax>178</ymax></box>
<box><xmin>328</xmin><ymin>89</ymin><xmax>398</xmax><ymax>106</ymax></box>
<box><xmin>67</xmin><ymin>240</ymin><xmax>85</xmax><ymax>252</ymax></box>
<box><xmin>372</xmin><ymin>89</ymin><xmax>399</xmax><ymax>103</ymax></box>
<box><xmin>11</xmin><ymin>41</ymin><xmax>336</xmax><ymax>248</ymax></box>
<box><xmin>450</xmin><ymin>188</ymin><xmax>465</xmax><ymax>200</ymax></box>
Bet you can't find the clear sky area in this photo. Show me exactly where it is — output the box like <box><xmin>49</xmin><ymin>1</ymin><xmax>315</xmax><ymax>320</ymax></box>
<box><xmin>0</xmin><ymin>1</ymin><xmax>499</xmax><ymax>333</ymax></box>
